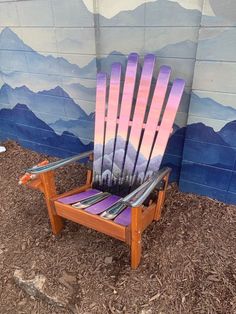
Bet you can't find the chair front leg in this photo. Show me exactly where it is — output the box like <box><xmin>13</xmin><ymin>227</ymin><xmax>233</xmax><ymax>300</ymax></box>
<box><xmin>131</xmin><ymin>206</ymin><xmax>142</xmax><ymax>269</ymax></box>
<box><xmin>40</xmin><ymin>171</ymin><xmax>63</xmax><ymax>235</ymax></box>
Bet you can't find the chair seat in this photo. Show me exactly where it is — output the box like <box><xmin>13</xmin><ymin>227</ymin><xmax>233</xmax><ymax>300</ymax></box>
<box><xmin>58</xmin><ymin>189</ymin><xmax>131</xmax><ymax>226</ymax></box>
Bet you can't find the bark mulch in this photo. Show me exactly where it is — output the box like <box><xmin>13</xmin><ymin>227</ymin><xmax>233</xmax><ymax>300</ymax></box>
<box><xmin>0</xmin><ymin>141</ymin><xmax>236</xmax><ymax>314</ymax></box>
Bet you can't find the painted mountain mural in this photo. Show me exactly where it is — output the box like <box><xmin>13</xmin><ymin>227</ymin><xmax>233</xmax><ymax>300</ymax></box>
<box><xmin>0</xmin><ymin>26</ymin><xmax>187</xmax><ymax>178</ymax></box>
<box><xmin>180</xmin><ymin>121</ymin><xmax>236</xmax><ymax>204</ymax></box>
<box><xmin>179</xmin><ymin>85</ymin><xmax>236</xmax><ymax>205</ymax></box>
<box><xmin>190</xmin><ymin>93</ymin><xmax>236</xmax><ymax>121</ymax></box>
<box><xmin>1</xmin><ymin>0</ymin><xmax>235</xmax><ymax>204</ymax></box>
<box><xmin>98</xmin><ymin>0</ymin><xmax>201</xmax><ymax>26</ymax></box>
<box><xmin>0</xmin><ymin>27</ymin><xmax>97</xmax><ymax>105</ymax></box>
<box><xmin>0</xmin><ymin>104</ymin><xmax>93</xmax><ymax>158</ymax></box>
<box><xmin>0</xmin><ymin>27</ymin><xmax>96</xmax><ymax>79</ymax></box>
<box><xmin>202</xmin><ymin>0</ymin><xmax>236</xmax><ymax>26</ymax></box>
<box><xmin>0</xmin><ymin>83</ymin><xmax>94</xmax><ymax>143</ymax></box>
<box><xmin>0</xmin><ymin>26</ymin><xmax>196</xmax><ymax>90</ymax></box>
<box><xmin>0</xmin><ymin>84</ymin><xmax>88</xmax><ymax>120</ymax></box>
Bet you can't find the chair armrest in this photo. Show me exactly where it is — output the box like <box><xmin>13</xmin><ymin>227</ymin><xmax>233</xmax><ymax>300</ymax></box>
<box><xmin>123</xmin><ymin>167</ymin><xmax>171</xmax><ymax>207</ymax></box>
<box><xmin>28</xmin><ymin>150</ymin><xmax>94</xmax><ymax>174</ymax></box>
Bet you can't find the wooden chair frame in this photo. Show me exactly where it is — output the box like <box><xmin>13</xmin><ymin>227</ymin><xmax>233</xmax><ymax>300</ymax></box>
<box><xmin>26</xmin><ymin>164</ymin><xmax>169</xmax><ymax>269</ymax></box>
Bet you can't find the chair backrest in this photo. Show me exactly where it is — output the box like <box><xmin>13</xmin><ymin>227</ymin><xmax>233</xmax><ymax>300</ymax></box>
<box><xmin>93</xmin><ymin>53</ymin><xmax>185</xmax><ymax>195</ymax></box>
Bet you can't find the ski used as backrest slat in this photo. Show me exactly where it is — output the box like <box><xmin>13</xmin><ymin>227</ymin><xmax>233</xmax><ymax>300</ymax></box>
<box><xmin>93</xmin><ymin>72</ymin><xmax>107</xmax><ymax>184</ymax></box>
<box><xmin>144</xmin><ymin>78</ymin><xmax>185</xmax><ymax>180</ymax></box>
<box><xmin>132</xmin><ymin>65</ymin><xmax>171</xmax><ymax>184</ymax></box>
<box><xmin>92</xmin><ymin>53</ymin><xmax>185</xmax><ymax>196</ymax></box>
<box><xmin>102</xmin><ymin>63</ymin><xmax>122</xmax><ymax>185</ymax></box>
<box><xmin>121</xmin><ymin>54</ymin><xmax>155</xmax><ymax>185</ymax></box>
<box><xmin>112</xmin><ymin>53</ymin><xmax>139</xmax><ymax>182</ymax></box>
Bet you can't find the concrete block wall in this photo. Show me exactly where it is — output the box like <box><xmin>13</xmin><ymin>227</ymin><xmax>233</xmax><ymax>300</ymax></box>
<box><xmin>179</xmin><ymin>0</ymin><xmax>236</xmax><ymax>203</ymax></box>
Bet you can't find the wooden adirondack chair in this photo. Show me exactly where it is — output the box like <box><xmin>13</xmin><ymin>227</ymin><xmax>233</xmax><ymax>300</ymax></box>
<box><xmin>19</xmin><ymin>53</ymin><xmax>185</xmax><ymax>269</ymax></box>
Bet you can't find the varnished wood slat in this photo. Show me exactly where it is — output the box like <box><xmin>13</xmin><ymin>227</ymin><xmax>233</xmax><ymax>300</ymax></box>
<box><xmin>55</xmin><ymin>202</ymin><xmax>127</xmax><ymax>242</ymax></box>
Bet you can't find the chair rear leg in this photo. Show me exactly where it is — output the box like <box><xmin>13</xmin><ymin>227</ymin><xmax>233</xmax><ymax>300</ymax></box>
<box><xmin>154</xmin><ymin>173</ymin><xmax>169</xmax><ymax>221</ymax></box>
<box><xmin>131</xmin><ymin>206</ymin><xmax>142</xmax><ymax>269</ymax></box>
<box><xmin>40</xmin><ymin>172</ymin><xmax>63</xmax><ymax>235</ymax></box>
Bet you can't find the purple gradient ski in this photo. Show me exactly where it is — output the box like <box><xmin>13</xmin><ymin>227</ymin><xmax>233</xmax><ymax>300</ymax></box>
<box><xmin>144</xmin><ymin>79</ymin><xmax>185</xmax><ymax>179</ymax></box>
<box><xmin>93</xmin><ymin>72</ymin><xmax>107</xmax><ymax>184</ymax></box>
<box><xmin>91</xmin><ymin>53</ymin><xmax>185</xmax><ymax>198</ymax></box>
<box><xmin>58</xmin><ymin>189</ymin><xmax>100</xmax><ymax>205</ymax></box>
<box><xmin>133</xmin><ymin>65</ymin><xmax>171</xmax><ymax>182</ymax></box>
<box><xmin>121</xmin><ymin>54</ymin><xmax>155</xmax><ymax>182</ymax></box>
<box><xmin>102</xmin><ymin>63</ymin><xmax>122</xmax><ymax>185</ymax></box>
<box><xmin>85</xmin><ymin>195</ymin><xmax>121</xmax><ymax>215</ymax></box>
<box><xmin>111</xmin><ymin>53</ymin><xmax>139</xmax><ymax>180</ymax></box>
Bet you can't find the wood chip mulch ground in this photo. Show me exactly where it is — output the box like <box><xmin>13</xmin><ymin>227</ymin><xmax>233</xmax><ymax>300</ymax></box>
<box><xmin>0</xmin><ymin>141</ymin><xmax>236</xmax><ymax>314</ymax></box>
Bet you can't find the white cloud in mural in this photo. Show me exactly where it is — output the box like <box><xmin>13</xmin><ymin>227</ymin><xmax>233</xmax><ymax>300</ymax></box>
<box><xmin>168</xmin><ymin>0</ymin><xmax>202</xmax><ymax>12</ymax></box>
<box><xmin>202</xmin><ymin>0</ymin><xmax>215</xmax><ymax>16</ymax></box>
<box><xmin>82</xmin><ymin>0</ymin><xmax>154</xmax><ymax>18</ymax></box>
<box><xmin>82</xmin><ymin>0</ymin><xmax>202</xmax><ymax>18</ymax></box>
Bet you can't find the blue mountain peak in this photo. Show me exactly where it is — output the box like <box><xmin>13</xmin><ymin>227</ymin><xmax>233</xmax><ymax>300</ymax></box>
<box><xmin>218</xmin><ymin>120</ymin><xmax>236</xmax><ymax>147</ymax></box>
<box><xmin>0</xmin><ymin>83</ymin><xmax>31</xmax><ymax>98</ymax></box>
<box><xmin>186</xmin><ymin>123</ymin><xmax>229</xmax><ymax>146</ymax></box>
<box><xmin>0</xmin><ymin>83</ymin><xmax>12</xmax><ymax>93</ymax></box>
<box><xmin>0</xmin><ymin>27</ymin><xmax>33</xmax><ymax>51</ymax></box>
<box><xmin>14</xmin><ymin>103</ymin><xmax>29</xmax><ymax>111</ymax></box>
<box><xmin>37</xmin><ymin>86</ymin><xmax>70</xmax><ymax>98</ymax></box>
